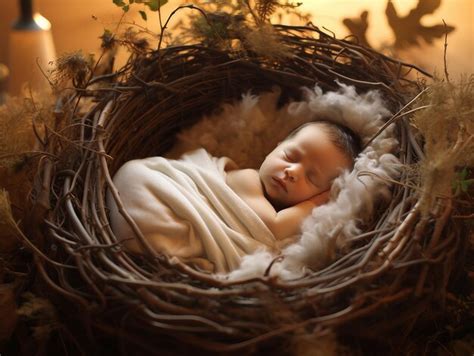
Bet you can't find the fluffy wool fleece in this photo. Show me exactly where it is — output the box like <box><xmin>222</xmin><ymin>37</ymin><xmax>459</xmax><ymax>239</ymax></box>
<box><xmin>171</xmin><ymin>83</ymin><xmax>401</xmax><ymax>280</ymax></box>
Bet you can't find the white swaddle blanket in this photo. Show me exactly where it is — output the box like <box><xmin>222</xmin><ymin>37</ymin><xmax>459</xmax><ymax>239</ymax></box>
<box><xmin>107</xmin><ymin>148</ymin><xmax>277</xmax><ymax>273</ymax></box>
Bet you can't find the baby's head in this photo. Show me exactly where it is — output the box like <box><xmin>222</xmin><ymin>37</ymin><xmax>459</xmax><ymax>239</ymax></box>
<box><xmin>259</xmin><ymin>121</ymin><xmax>361</xmax><ymax>209</ymax></box>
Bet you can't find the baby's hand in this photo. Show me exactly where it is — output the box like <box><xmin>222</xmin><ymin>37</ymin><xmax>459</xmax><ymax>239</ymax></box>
<box><xmin>309</xmin><ymin>190</ymin><xmax>330</xmax><ymax>206</ymax></box>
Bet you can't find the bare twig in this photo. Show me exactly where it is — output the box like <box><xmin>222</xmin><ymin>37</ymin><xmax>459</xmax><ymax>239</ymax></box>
<box><xmin>442</xmin><ymin>19</ymin><xmax>450</xmax><ymax>84</ymax></box>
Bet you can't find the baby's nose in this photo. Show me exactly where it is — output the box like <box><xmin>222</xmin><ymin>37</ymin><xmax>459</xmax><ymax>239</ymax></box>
<box><xmin>284</xmin><ymin>165</ymin><xmax>302</xmax><ymax>182</ymax></box>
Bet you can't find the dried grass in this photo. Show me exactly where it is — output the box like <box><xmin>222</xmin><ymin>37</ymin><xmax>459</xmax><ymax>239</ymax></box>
<box><xmin>50</xmin><ymin>51</ymin><xmax>94</xmax><ymax>90</ymax></box>
<box><xmin>173</xmin><ymin>0</ymin><xmax>310</xmax><ymax>51</ymax></box>
<box><xmin>243</xmin><ymin>22</ymin><xmax>291</xmax><ymax>58</ymax></box>
<box><xmin>0</xmin><ymin>92</ymin><xmax>54</xmax><ymax>166</ymax></box>
<box><xmin>0</xmin><ymin>92</ymin><xmax>54</xmax><ymax>252</ymax></box>
<box><xmin>412</xmin><ymin>75</ymin><xmax>474</xmax><ymax>214</ymax></box>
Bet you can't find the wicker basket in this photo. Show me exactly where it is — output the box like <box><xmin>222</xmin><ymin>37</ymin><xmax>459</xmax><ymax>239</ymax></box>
<box><xmin>26</xmin><ymin>19</ymin><xmax>464</xmax><ymax>354</ymax></box>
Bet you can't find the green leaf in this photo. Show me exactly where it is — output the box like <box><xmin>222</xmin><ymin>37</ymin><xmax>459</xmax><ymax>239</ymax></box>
<box><xmin>461</xmin><ymin>181</ymin><xmax>468</xmax><ymax>192</ymax></box>
<box><xmin>113</xmin><ymin>0</ymin><xmax>126</xmax><ymax>7</ymax></box>
<box><xmin>460</xmin><ymin>167</ymin><xmax>468</xmax><ymax>180</ymax></box>
<box><xmin>123</xmin><ymin>4</ymin><xmax>130</xmax><ymax>12</ymax></box>
<box><xmin>139</xmin><ymin>10</ymin><xmax>147</xmax><ymax>21</ymax></box>
<box><xmin>145</xmin><ymin>0</ymin><xmax>168</xmax><ymax>12</ymax></box>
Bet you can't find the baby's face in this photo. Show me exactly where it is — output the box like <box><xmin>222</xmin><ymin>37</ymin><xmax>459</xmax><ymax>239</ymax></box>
<box><xmin>259</xmin><ymin>123</ymin><xmax>352</xmax><ymax>209</ymax></box>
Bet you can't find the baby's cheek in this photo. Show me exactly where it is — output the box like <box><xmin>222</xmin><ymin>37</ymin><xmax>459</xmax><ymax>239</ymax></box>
<box><xmin>297</xmin><ymin>186</ymin><xmax>317</xmax><ymax>202</ymax></box>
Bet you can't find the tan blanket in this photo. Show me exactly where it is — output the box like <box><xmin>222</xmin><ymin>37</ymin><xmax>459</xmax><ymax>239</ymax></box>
<box><xmin>107</xmin><ymin>148</ymin><xmax>277</xmax><ymax>273</ymax></box>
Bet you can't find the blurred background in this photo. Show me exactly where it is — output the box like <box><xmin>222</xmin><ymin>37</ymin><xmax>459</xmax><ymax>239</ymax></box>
<box><xmin>0</xmin><ymin>0</ymin><xmax>472</xmax><ymax>96</ymax></box>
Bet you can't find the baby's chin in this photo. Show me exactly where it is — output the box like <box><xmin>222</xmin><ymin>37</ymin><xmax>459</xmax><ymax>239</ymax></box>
<box><xmin>260</xmin><ymin>175</ymin><xmax>298</xmax><ymax>210</ymax></box>
<box><xmin>267</xmin><ymin>194</ymin><xmax>293</xmax><ymax>211</ymax></box>
<box><xmin>261</xmin><ymin>181</ymin><xmax>287</xmax><ymax>210</ymax></box>
<box><xmin>272</xmin><ymin>194</ymin><xmax>314</xmax><ymax>211</ymax></box>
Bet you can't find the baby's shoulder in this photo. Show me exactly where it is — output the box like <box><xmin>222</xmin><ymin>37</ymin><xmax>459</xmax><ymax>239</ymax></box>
<box><xmin>226</xmin><ymin>169</ymin><xmax>263</xmax><ymax>196</ymax></box>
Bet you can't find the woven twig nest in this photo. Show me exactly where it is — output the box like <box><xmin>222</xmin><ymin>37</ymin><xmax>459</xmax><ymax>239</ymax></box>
<box><xmin>27</xmin><ymin>19</ymin><xmax>464</xmax><ymax>354</ymax></box>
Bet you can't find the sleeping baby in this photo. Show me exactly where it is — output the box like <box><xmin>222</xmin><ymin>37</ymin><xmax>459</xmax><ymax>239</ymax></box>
<box><xmin>107</xmin><ymin>120</ymin><xmax>360</xmax><ymax>272</ymax></box>
<box><xmin>226</xmin><ymin>120</ymin><xmax>360</xmax><ymax>241</ymax></box>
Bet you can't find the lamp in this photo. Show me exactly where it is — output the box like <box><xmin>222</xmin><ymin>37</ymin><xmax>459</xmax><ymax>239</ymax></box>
<box><xmin>7</xmin><ymin>0</ymin><xmax>56</xmax><ymax>95</ymax></box>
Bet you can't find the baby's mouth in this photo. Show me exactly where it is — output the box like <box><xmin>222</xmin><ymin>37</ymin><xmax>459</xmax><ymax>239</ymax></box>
<box><xmin>272</xmin><ymin>177</ymin><xmax>287</xmax><ymax>193</ymax></box>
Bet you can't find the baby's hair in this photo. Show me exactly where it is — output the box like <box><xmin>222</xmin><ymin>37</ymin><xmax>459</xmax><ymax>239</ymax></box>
<box><xmin>285</xmin><ymin>120</ymin><xmax>362</xmax><ymax>163</ymax></box>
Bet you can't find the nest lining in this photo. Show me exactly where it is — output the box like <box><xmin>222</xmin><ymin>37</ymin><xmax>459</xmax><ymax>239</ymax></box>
<box><xmin>166</xmin><ymin>84</ymin><xmax>401</xmax><ymax>278</ymax></box>
<box><xmin>25</xmin><ymin>22</ymin><xmax>464</xmax><ymax>353</ymax></box>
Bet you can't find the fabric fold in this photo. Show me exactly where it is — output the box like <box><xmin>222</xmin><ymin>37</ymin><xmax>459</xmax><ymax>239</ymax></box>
<box><xmin>107</xmin><ymin>148</ymin><xmax>276</xmax><ymax>273</ymax></box>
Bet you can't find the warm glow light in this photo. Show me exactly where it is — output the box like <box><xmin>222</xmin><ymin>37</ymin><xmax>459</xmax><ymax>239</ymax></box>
<box><xmin>1</xmin><ymin>0</ymin><xmax>468</xmax><ymax>83</ymax></box>
<box><xmin>299</xmin><ymin>0</ymin><xmax>420</xmax><ymax>47</ymax></box>
<box><xmin>7</xmin><ymin>10</ymin><xmax>56</xmax><ymax>95</ymax></box>
<box><xmin>33</xmin><ymin>13</ymin><xmax>52</xmax><ymax>31</ymax></box>
<box><xmin>297</xmin><ymin>0</ymin><xmax>473</xmax><ymax>77</ymax></box>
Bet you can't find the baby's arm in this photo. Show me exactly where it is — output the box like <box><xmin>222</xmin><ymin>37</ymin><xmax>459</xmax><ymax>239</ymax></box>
<box><xmin>271</xmin><ymin>192</ymin><xmax>329</xmax><ymax>239</ymax></box>
<box><xmin>227</xmin><ymin>169</ymin><xmax>328</xmax><ymax>240</ymax></box>
<box><xmin>250</xmin><ymin>190</ymin><xmax>328</xmax><ymax>240</ymax></box>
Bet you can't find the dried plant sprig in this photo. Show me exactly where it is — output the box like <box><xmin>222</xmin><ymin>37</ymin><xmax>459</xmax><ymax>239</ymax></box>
<box><xmin>0</xmin><ymin>93</ymin><xmax>54</xmax><ymax>254</ymax></box>
<box><xmin>0</xmin><ymin>94</ymin><xmax>53</xmax><ymax>170</ymax></box>
<box><xmin>99</xmin><ymin>28</ymin><xmax>117</xmax><ymax>50</ymax></box>
<box><xmin>243</xmin><ymin>22</ymin><xmax>291</xmax><ymax>58</ymax></box>
<box><xmin>244</xmin><ymin>0</ymin><xmax>307</xmax><ymax>25</ymax></box>
<box><xmin>256</xmin><ymin>0</ymin><xmax>279</xmax><ymax>23</ymax></box>
<box><xmin>411</xmin><ymin>75</ymin><xmax>474</xmax><ymax>214</ymax></box>
<box><xmin>173</xmin><ymin>0</ymin><xmax>310</xmax><ymax>46</ymax></box>
<box><xmin>120</xmin><ymin>27</ymin><xmax>151</xmax><ymax>53</ymax></box>
<box><xmin>50</xmin><ymin>51</ymin><xmax>95</xmax><ymax>90</ymax></box>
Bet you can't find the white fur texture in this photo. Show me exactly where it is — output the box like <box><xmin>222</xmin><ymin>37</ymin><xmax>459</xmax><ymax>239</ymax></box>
<box><xmin>173</xmin><ymin>83</ymin><xmax>400</xmax><ymax>280</ymax></box>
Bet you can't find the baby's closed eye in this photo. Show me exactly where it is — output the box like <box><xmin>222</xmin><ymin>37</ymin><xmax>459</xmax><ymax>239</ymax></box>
<box><xmin>306</xmin><ymin>171</ymin><xmax>320</xmax><ymax>187</ymax></box>
<box><xmin>284</xmin><ymin>150</ymin><xmax>297</xmax><ymax>162</ymax></box>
